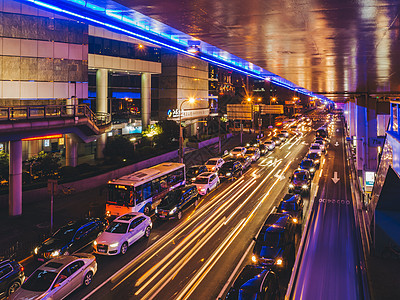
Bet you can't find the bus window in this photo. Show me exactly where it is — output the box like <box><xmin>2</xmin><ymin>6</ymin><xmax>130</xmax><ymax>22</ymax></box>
<box><xmin>108</xmin><ymin>185</ymin><xmax>133</xmax><ymax>206</ymax></box>
<box><xmin>168</xmin><ymin>168</ymin><xmax>184</xmax><ymax>185</ymax></box>
<box><xmin>142</xmin><ymin>182</ymin><xmax>152</xmax><ymax>200</ymax></box>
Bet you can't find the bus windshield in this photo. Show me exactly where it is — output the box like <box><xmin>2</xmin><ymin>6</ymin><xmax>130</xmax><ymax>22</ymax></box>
<box><xmin>107</xmin><ymin>185</ymin><xmax>133</xmax><ymax>206</ymax></box>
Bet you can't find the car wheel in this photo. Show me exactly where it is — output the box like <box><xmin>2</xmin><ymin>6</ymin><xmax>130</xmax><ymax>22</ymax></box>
<box><xmin>144</xmin><ymin>226</ymin><xmax>151</xmax><ymax>238</ymax></box>
<box><xmin>7</xmin><ymin>281</ymin><xmax>21</xmax><ymax>296</ymax></box>
<box><xmin>177</xmin><ymin>211</ymin><xmax>182</xmax><ymax>220</ymax></box>
<box><xmin>207</xmin><ymin>189</ymin><xmax>210</xmax><ymax>194</ymax></box>
<box><xmin>143</xmin><ymin>205</ymin><xmax>151</xmax><ymax>216</ymax></box>
<box><xmin>120</xmin><ymin>242</ymin><xmax>128</xmax><ymax>255</ymax></box>
<box><xmin>83</xmin><ymin>271</ymin><xmax>93</xmax><ymax>286</ymax></box>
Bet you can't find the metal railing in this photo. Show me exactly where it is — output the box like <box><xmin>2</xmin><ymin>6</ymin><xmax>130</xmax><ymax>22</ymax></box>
<box><xmin>0</xmin><ymin>105</ymin><xmax>111</xmax><ymax>127</ymax></box>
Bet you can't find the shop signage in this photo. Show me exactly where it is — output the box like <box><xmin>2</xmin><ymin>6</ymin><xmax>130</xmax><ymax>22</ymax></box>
<box><xmin>365</xmin><ymin>171</ymin><xmax>375</xmax><ymax>186</ymax></box>
<box><xmin>167</xmin><ymin>108</ymin><xmax>209</xmax><ymax>120</ymax></box>
<box><xmin>368</xmin><ymin>137</ymin><xmax>385</xmax><ymax>147</ymax></box>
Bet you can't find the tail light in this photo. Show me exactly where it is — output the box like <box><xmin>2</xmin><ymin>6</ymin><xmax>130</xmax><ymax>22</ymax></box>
<box><xmin>20</xmin><ymin>266</ymin><xmax>24</xmax><ymax>272</ymax></box>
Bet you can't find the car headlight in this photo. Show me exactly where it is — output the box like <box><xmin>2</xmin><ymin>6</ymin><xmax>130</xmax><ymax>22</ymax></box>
<box><xmin>251</xmin><ymin>255</ymin><xmax>257</xmax><ymax>263</ymax></box>
<box><xmin>34</xmin><ymin>247</ymin><xmax>38</xmax><ymax>255</ymax></box>
<box><xmin>110</xmin><ymin>242</ymin><xmax>119</xmax><ymax>248</ymax></box>
<box><xmin>293</xmin><ymin>218</ymin><xmax>298</xmax><ymax>223</ymax></box>
<box><xmin>169</xmin><ymin>207</ymin><xmax>177</xmax><ymax>215</ymax></box>
<box><xmin>276</xmin><ymin>258</ymin><xmax>283</xmax><ymax>265</ymax></box>
<box><xmin>226</xmin><ymin>172</ymin><xmax>232</xmax><ymax>176</ymax></box>
<box><xmin>155</xmin><ymin>207</ymin><xmax>158</xmax><ymax>214</ymax></box>
<box><xmin>106</xmin><ymin>211</ymin><xmax>111</xmax><ymax>217</ymax></box>
<box><xmin>246</xmin><ymin>143</ymin><xmax>250</xmax><ymax>147</ymax></box>
<box><xmin>315</xmin><ymin>160</ymin><xmax>320</xmax><ymax>164</ymax></box>
<box><xmin>230</xmin><ymin>153</ymin><xmax>233</xmax><ymax>156</ymax></box>
<box><xmin>302</xmin><ymin>184</ymin><xmax>309</xmax><ymax>189</ymax></box>
<box><xmin>51</xmin><ymin>250</ymin><xmax>60</xmax><ymax>257</ymax></box>
<box><xmin>310</xmin><ymin>168</ymin><xmax>315</xmax><ymax>172</ymax></box>
<box><xmin>289</xmin><ymin>184</ymin><xmax>294</xmax><ymax>188</ymax></box>
<box><xmin>93</xmin><ymin>240</ymin><xmax>97</xmax><ymax>246</ymax></box>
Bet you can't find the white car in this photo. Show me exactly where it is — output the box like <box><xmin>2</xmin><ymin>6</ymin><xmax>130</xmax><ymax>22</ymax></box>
<box><xmin>309</xmin><ymin>143</ymin><xmax>322</xmax><ymax>156</ymax></box>
<box><xmin>280</xmin><ymin>130</ymin><xmax>289</xmax><ymax>137</ymax></box>
<box><xmin>230</xmin><ymin>147</ymin><xmax>247</xmax><ymax>158</ymax></box>
<box><xmin>245</xmin><ymin>147</ymin><xmax>260</xmax><ymax>162</ymax></box>
<box><xmin>264</xmin><ymin>140</ymin><xmax>275</xmax><ymax>150</ymax></box>
<box><xmin>10</xmin><ymin>254</ymin><xmax>97</xmax><ymax>300</ymax></box>
<box><xmin>314</xmin><ymin>139</ymin><xmax>326</xmax><ymax>152</ymax></box>
<box><xmin>94</xmin><ymin>212</ymin><xmax>152</xmax><ymax>255</ymax></box>
<box><xmin>204</xmin><ymin>157</ymin><xmax>225</xmax><ymax>172</ymax></box>
<box><xmin>193</xmin><ymin>172</ymin><xmax>220</xmax><ymax>195</ymax></box>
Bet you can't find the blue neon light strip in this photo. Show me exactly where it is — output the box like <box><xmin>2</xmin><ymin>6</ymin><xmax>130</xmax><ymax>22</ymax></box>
<box><xmin>21</xmin><ymin>0</ymin><xmax>331</xmax><ymax>102</ymax></box>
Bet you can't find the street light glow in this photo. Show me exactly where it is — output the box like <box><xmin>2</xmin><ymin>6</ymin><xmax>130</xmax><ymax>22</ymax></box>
<box><xmin>189</xmin><ymin>97</ymin><xmax>195</xmax><ymax>104</ymax></box>
<box><xmin>247</xmin><ymin>97</ymin><xmax>252</xmax><ymax>102</ymax></box>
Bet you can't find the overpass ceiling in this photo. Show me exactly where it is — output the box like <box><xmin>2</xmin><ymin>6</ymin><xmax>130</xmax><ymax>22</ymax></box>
<box><xmin>114</xmin><ymin>0</ymin><xmax>400</xmax><ymax>95</ymax></box>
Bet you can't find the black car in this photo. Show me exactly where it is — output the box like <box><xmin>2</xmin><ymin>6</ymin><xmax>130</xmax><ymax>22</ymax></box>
<box><xmin>155</xmin><ymin>185</ymin><xmax>199</xmax><ymax>220</ymax></box>
<box><xmin>299</xmin><ymin>159</ymin><xmax>317</xmax><ymax>177</ymax></box>
<box><xmin>276</xmin><ymin>194</ymin><xmax>304</xmax><ymax>225</ymax></box>
<box><xmin>271</xmin><ymin>136</ymin><xmax>281</xmax><ymax>146</ymax></box>
<box><xmin>237</xmin><ymin>156</ymin><xmax>252</xmax><ymax>170</ymax></box>
<box><xmin>277</xmin><ymin>133</ymin><xmax>286</xmax><ymax>142</ymax></box>
<box><xmin>246</xmin><ymin>138</ymin><xmax>261</xmax><ymax>148</ymax></box>
<box><xmin>289</xmin><ymin>169</ymin><xmax>311</xmax><ymax>195</ymax></box>
<box><xmin>251</xmin><ymin>213</ymin><xmax>295</xmax><ymax>270</ymax></box>
<box><xmin>0</xmin><ymin>258</ymin><xmax>25</xmax><ymax>298</ymax></box>
<box><xmin>218</xmin><ymin>161</ymin><xmax>243</xmax><ymax>181</ymax></box>
<box><xmin>306</xmin><ymin>152</ymin><xmax>321</xmax><ymax>168</ymax></box>
<box><xmin>258</xmin><ymin>143</ymin><xmax>268</xmax><ymax>156</ymax></box>
<box><xmin>34</xmin><ymin>218</ymin><xmax>108</xmax><ymax>261</ymax></box>
<box><xmin>186</xmin><ymin>165</ymin><xmax>208</xmax><ymax>182</ymax></box>
<box><xmin>225</xmin><ymin>265</ymin><xmax>280</xmax><ymax>300</ymax></box>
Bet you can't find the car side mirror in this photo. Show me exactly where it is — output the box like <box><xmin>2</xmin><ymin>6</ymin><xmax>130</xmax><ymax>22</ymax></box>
<box><xmin>53</xmin><ymin>283</ymin><xmax>61</xmax><ymax>289</ymax></box>
<box><xmin>129</xmin><ymin>228</ymin><xmax>134</xmax><ymax>232</ymax></box>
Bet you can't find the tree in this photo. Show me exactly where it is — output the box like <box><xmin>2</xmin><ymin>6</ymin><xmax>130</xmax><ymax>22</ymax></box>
<box><xmin>29</xmin><ymin>151</ymin><xmax>61</xmax><ymax>179</ymax></box>
<box><xmin>103</xmin><ymin>135</ymin><xmax>134</xmax><ymax>160</ymax></box>
<box><xmin>154</xmin><ymin>120</ymin><xmax>179</xmax><ymax>149</ymax></box>
<box><xmin>0</xmin><ymin>151</ymin><xmax>9</xmax><ymax>183</ymax></box>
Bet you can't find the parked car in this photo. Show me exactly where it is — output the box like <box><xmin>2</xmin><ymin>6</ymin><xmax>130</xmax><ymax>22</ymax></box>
<box><xmin>204</xmin><ymin>157</ymin><xmax>225</xmax><ymax>172</ymax></box>
<box><xmin>0</xmin><ymin>258</ymin><xmax>25</xmax><ymax>298</ymax></box>
<box><xmin>237</xmin><ymin>156</ymin><xmax>252</xmax><ymax>170</ymax></box>
<box><xmin>277</xmin><ymin>133</ymin><xmax>286</xmax><ymax>142</ymax></box>
<box><xmin>280</xmin><ymin>130</ymin><xmax>289</xmax><ymax>137</ymax></box>
<box><xmin>94</xmin><ymin>212</ymin><xmax>151</xmax><ymax>255</ymax></box>
<box><xmin>245</xmin><ymin>147</ymin><xmax>260</xmax><ymax>162</ymax></box>
<box><xmin>251</xmin><ymin>213</ymin><xmax>295</xmax><ymax>270</ymax></box>
<box><xmin>299</xmin><ymin>158</ymin><xmax>317</xmax><ymax>178</ymax></box>
<box><xmin>289</xmin><ymin>169</ymin><xmax>311</xmax><ymax>195</ymax></box>
<box><xmin>258</xmin><ymin>143</ymin><xmax>268</xmax><ymax>156</ymax></box>
<box><xmin>193</xmin><ymin>172</ymin><xmax>220</xmax><ymax>195</ymax></box>
<box><xmin>218</xmin><ymin>161</ymin><xmax>243</xmax><ymax>181</ymax></box>
<box><xmin>34</xmin><ymin>218</ymin><xmax>108</xmax><ymax>261</ymax></box>
<box><xmin>155</xmin><ymin>185</ymin><xmax>199</xmax><ymax>220</ymax></box>
<box><xmin>271</xmin><ymin>136</ymin><xmax>281</xmax><ymax>146</ymax></box>
<box><xmin>225</xmin><ymin>265</ymin><xmax>280</xmax><ymax>300</ymax></box>
<box><xmin>314</xmin><ymin>139</ymin><xmax>326</xmax><ymax>152</ymax></box>
<box><xmin>246</xmin><ymin>139</ymin><xmax>261</xmax><ymax>148</ymax></box>
<box><xmin>306</xmin><ymin>152</ymin><xmax>321</xmax><ymax>168</ymax></box>
<box><xmin>264</xmin><ymin>140</ymin><xmax>276</xmax><ymax>150</ymax></box>
<box><xmin>10</xmin><ymin>254</ymin><xmax>97</xmax><ymax>300</ymax></box>
<box><xmin>186</xmin><ymin>165</ymin><xmax>208</xmax><ymax>182</ymax></box>
<box><xmin>230</xmin><ymin>147</ymin><xmax>247</xmax><ymax>158</ymax></box>
<box><xmin>308</xmin><ymin>143</ymin><xmax>322</xmax><ymax>156</ymax></box>
<box><xmin>276</xmin><ymin>194</ymin><xmax>303</xmax><ymax>225</ymax></box>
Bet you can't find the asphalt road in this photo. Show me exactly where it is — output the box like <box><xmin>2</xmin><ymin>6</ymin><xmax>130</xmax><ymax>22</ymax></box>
<box><xmin>290</xmin><ymin>115</ymin><xmax>365</xmax><ymax>299</ymax></box>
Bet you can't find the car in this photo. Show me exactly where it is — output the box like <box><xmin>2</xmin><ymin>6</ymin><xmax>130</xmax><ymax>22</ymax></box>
<box><xmin>277</xmin><ymin>133</ymin><xmax>286</xmax><ymax>142</ymax></box>
<box><xmin>264</xmin><ymin>140</ymin><xmax>275</xmax><ymax>150</ymax></box>
<box><xmin>289</xmin><ymin>169</ymin><xmax>311</xmax><ymax>195</ymax></box>
<box><xmin>155</xmin><ymin>185</ymin><xmax>199</xmax><ymax>220</ymax></box>
<box><xmin>10</xmin><ymin>253</ymin><xmax>97</xmax><ymax>300</ymax></box>
<box><xmin>280</xmin><ymin>130</ymin><xmax>289</xmax><ymax>137</ymax></box>
<box><xmin>204</xmin><ymin>157</ymin><xmax>225</xmax><ymax>172</ymax></box>
<box><xmin>34</xmin><ymin>218</ymin><xmax>108</xmax><ymax>261</ymax></box>
<box><xmin>225</xmin><ymin>265</ymin><xmax>280</xmax><ymax>300</ymax></box>
<box><xmin>258</xmin><ymin>143</ymin><xmax>268</xmax><ymax>156</ymax></box>
<box><xmin>314</xmin><ymin>139</ymin><xmax>326</xmax><ymax>152</ymax></box>
<box><xmin>94</xmin><ymin>212</ymin><xmax>151</xmax><ymax>255</ymax></box>
<box><xmin>230</xmin><ymin>147</ymin><xmax>247</xmax><ymax>158</ymax></box>
<box><xmin>308</xmin><ymin>143</ymin><xmax>322</xmax><ymax>156</ymax></box>
<box><xmin>193</xmin><ymin>172</ymin><xmax>219</xmax><ymax>195</ymax></box>
<box><xmin>251</xmin><ymin>213</ymin><xmax>295</xmax><ymax>270</ymax></box>
<box><xmin>276</xmin><ymin>194</ymin><xmax>303</xmax><ymax>225</ymax></box>
<box><xmin>218</xmin><ymin>161</ymin><xmax>243</xmax><ymax>181</ymax></box>
<box><xmin>271</xmin><ymin>136</ymin><xmax>281</xmax><ymax>146</ymax></box>
<box><xmin>306</xmin><ymin>152</ymin><xmax>321</xmax><ymax>168</ymax></box>
<box><xmin>245</xmin><ymin>147</ymin><xmax>260</xmax><ymax>162</ymax></box>
<box><xmin>186</xmin><ymin>165</ymin><xmax>208</xmax><ymax>182</ymax></box>
<box><xmin>299</xmin><ymin>158</ymin><xmax>317</xmax><ymax>177</ymax></box>
<box><xmin>246</xmin><ymin>139</ymin><xmax>260</xmax><ymax>148</ymax></box>
<box><xmin>0</xmin><ymin>258</ymin><xmax>25</xmax><ymax>298</ymax></box>
<box><xmin>237</xmin><ymin>156</ymin><xmax>252</xmax><ymax>170</ymax></box>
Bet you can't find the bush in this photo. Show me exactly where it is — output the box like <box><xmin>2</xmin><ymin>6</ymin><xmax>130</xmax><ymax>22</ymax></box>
<box><xmin>0</xmin><ymin>151</ymin><xmax>8</xmax><ymax>182</ymax></box>
<box><xmin>103</xmin><ymin>135</ymin><xmax>135</xmax><ymax>160</ymax></box>
<box><xmin>29</xmin><ymin>151</ymin><xmax>61</xmax><ymax>179</ymax></box>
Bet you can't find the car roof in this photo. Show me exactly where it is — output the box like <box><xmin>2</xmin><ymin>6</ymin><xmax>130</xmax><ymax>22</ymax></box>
<box><xmin>115</xmin><ymin>212</ymin><xmax>143</xmax><ymax>222</ymax></box>
<box><xmin>301</xmin><ymin>159</ymin><xmax>313</xmax><ymax>163</ymax></box>
<box><xmin>282</xmin><ymin>194</ymin><xmax>300</xmax><ymax>202</ymax></box>
<box><xmin>263</xmin><ymin>213</ymin><xmax>290</xmax><ymax>228</ymax></box>
<box><xmin>198</xmin><ymin>172</ymin><xmax>214</xmax><ymax>177</ymax></box>
<box><xmin>39</xmin><ymin>256</ymin><xmax>80</xmax><ymax>272</ymax></box>
<box><xmin>232</xmin><ymin>265</ymin><xmax>271</xmax><ymax>290</ymax></box>
<box><xmin>310</xmin><ymin>143</ymin><xmax>320</xmax><ymax>147</ymax></box>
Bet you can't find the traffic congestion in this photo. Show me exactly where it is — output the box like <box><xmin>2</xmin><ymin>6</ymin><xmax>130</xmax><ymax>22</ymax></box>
<box><xmin>2</xmin><ymin>109</ymin><xmax>339</xmax><ymax>300</ymax></box>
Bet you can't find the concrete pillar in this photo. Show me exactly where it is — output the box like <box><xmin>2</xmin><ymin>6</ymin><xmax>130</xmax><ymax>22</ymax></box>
<box><xmin>366</xmin><ymin>97</ymin><xmax>378</xmax><ymax>171</ymax></box>
<box><xmin>96</xmin><ymin>133</ymin><xmax>107</xmax><ymax>159</ymax></box>
<box><xmin>65</xmin><ymin>134</ymin><xmax>78</xmax><ymax>167</ymax></box>
<box><xmin>9</xmin><ymin>140</ymin><xmax>22</xmax><ymax>216</ymax></box>
<box><xmin>141</xmin><ymin>73</ymin><xmax>151</xmax><ymax>132</ymax></box>
<box><xmin>390</xmin><ymin>103</ymin><xmax>394</xmax><ymax>131</ymax></box>
<box><xmin>96</xmin><ymin>69</ymin><xmax>108</xmax><ymax>114</ymax></box>
<box><xmin>355</xmin><ymin>97</ymin><xmax>367</xmax><ymax>173</ymax></box>
<box><xmin>349</xmin><ymin>100</ymin><xmax>356</xmax><ymax>137</ymax></box>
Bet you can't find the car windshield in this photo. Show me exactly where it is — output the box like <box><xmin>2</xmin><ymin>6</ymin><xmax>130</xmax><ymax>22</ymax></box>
<box><xmin>238</xmin><ymin>290</ymin><xmax>258</xmax><ymax>300</ymax></box>
<box><xmin>265</xmin><ymin>141</ymin><xmax>272</xmax><ymax>144</ymax></box>
<box><xmin>221</xmin><ymin>162</ymin><xmax>234</xmax><ymax>170</ymax></box>
<box><xmin>311</xmin><ymin>145</ymin><xmax>320</xmax><ymax>150</ymax></box>
<box><xmin>301</xmin><ymin>161</ymin><xmax>313</xmax><ymax>168</ymax></box>
<box><xmin>279</xmin><ymin>202</ymin><xmax>296</xmax><ymax>211</ymax></box>
<box><xmin>160</xmin><ymin>190</ymin><xmax>182</xmax><ymax>205</ymax></box>
<box><xmin>195</xmin><ymin>177</ymin><xmax>209</xmax><ymax>184</ymax></box>
<box><xmin>105</xmin><ymin>221</ymin><xmax>128</xmax><ymax>234</ymax></box>
<box><xmin>22</xmin><ymin>270</ymin><xmax>57</xmax><ymax>292</ymax></box>
<box><xmin>52</xmin><ymin>225</ymin><xmax>76</xmax><ymax>241</ymax></box>
<box><xmin>246</xmin><ymin>149</ymin><xmax>255</xmax><ymax>154</ymax></box>
<box><xmin>187</xmin><ymin>167</ymin><xmax>200</xmax><ymax>177</ymax></box>
<box><xmin>294</xmin><ymin>173</ymin><xmax>306</xmax><ymax>181</ymax></box>
<box><xmin>260</xmin><ymin>231</ymin><xmax>281</xmax><ymax>247</ymax></box>
<box><xmin>206</xmin><ymin>159</ymin><xmax>218</xmax><ymax>165</ymax></box>
<box><xmin>307</xmin><ymin>153</ymin><xmax>319</xmax><ymax>160</ymax></box>
<box><xmin>232</xmin><ymin>148</ymin><xmax>242</xmax><ymax>153</ymax></box>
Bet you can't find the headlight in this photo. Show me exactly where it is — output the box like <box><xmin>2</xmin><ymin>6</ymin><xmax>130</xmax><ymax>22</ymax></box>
<box><xmin>289</xmin><ymin>184</ymin><xmax>294</xmax><ymax>188</ymax></box>
<box><xmin>226</xmin><ymin>172</ymin><xmax>232</xmax><ymax>176</ymax></box>
<box><xmin>51</xmin><ymin>250</ymin><xmax>60</xmax><ymax>257</ymax></box>
<box><xmin>293</xmin><ymin>218</ymin><xmax>298</xmax><ymax>223</ymax></box>
<box><xmin>315</xmin><ymin>160</ymin><xmax>320</xmax><ymax>164</ymax></box>
<box><xmin>93</xmin><ymin>241</ymin><xmax>97</xmax><ymax>246</ymax></box>
<box><xmin>169</xmin><ymin>207</ymin><xmax>177</xmax><ymax>215</ymax></box>
<box><xmin>302</xmin><ymin>184</ymin><xmax>309</xmax><ymax>189</ymax></box>
<box><xmin>251</xmin><ymin>255</ymin><xmax>257</xmax><ymax>263</ymax></box>
<box><xmin>310</xmin><ymin>168</ymin><xmax>315</xmax><ymax>172</ymax></box>
<box><xmin>246</xmin><ymin>143</ymin><xmax>250</xmax><ymax>147</ymax></box>
<box><xmin>34</xmin><ymin>247</ymin><xmax>38</xmax><ymax>255</ymax></box>
<box><xmin>106</xmin><ymin>211</ymin><xmax>111</xmax><ymax>217</ymax></box>
<box><xmin>230</xmin><ymin>153</ymin><xmax>233</xmax><ymax>156</ymax></box>
<box><xmin>155</xmin><ymin>207</ymin><xmax>158</xmax><ymax>213</ymax></box>
<box><xmin>276</xmin><ymin>258</ymin><xmax>283</xmax><ymax>265</ymax></box>
<box><xmin>110</xmin><ymin>242</ymin><xmax>119</xmax><ymax>248</ymax></box>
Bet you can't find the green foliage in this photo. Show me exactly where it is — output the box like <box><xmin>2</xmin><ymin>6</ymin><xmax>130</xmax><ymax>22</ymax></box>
<box><xmin>0</xmin><ymin>151</ymin><xmax>9</xmax><ymax>182</ymax></box>
<box><xmin>154</xmin><ymin>120</ymin><xmax>179</xmax><ymax>149</ymax></box>
<box><xmin>103</xmin><ymin>135</ymin><xmax>134</xmax><ymax>160</ymax></box>
<box><xmin>28</xmin><ymin>151</ymin><xmax>61</xmax><ymax>179</ymax></box>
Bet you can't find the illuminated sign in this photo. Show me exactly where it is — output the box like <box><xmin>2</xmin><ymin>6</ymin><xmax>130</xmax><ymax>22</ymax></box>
<box><xmin>167</xmin><ymin>108</ymin><xmax>209</xmax><ymax>120</ymax></box>
<box><xmin>44</xmin><ymin>140</ymin><xmax>50</xmax><ymax>147</ymax></box>
<box><xmin>365</xmin><ymin>171</ymin><xmax>375</xmax><ymax>186</ymax></box>
<box><xmin>22</xmin><ymin>134</ymin><xmax>63</xmax><ymax>141</ymax></box>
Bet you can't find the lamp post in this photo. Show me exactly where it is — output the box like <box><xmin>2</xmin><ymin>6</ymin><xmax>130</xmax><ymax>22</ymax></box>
<box><xmin>179</xmin><ymin>97</ymin><xmax>195</xmax><ymax>163</ymax></box>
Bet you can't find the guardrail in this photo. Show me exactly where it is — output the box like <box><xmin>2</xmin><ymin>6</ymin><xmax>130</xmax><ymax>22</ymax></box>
<box><xmin>0</xmin><ymin>105</ymin><xmax>111</xmax><ymax>127</ymax></box>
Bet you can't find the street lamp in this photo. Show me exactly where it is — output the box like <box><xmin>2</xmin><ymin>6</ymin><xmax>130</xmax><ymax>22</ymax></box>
<box><xmin>179</xmin><ymin>97</ymin><xmax>195</xmax><ymax>163</ymax></box>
